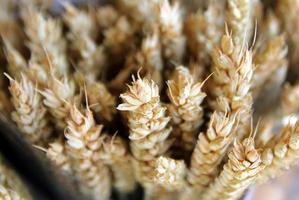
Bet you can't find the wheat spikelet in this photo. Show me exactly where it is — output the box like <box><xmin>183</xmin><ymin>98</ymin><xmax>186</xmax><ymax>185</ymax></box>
<box><xmin>226</xmin><ymin>0</ymin><xmax>252</xmax><ymax>45</ymax></box>
<box><xmin>184</xmin><ymin>111</ymin><xmax>237</xmax><ymax>199</ymax></box>
<box><xmin>99</xmin><ymin>135</ymin><xmax>136</xmax><ymax>193</ymax></box>
<box><xmin>184</xmin><ymin>2</ymin><xmax>224</xmax><ymax>65</ymax></box>
<box><xmin>22</xmin><ymin>8</ymin><xmax>68</xmax><ymax>76</ymax></box>
<box><xmin>7</xmin><ymin>73</ymin><xmax>52</xmax><ymax>144</ymax></box>
<box><xmin>154</xmin><ymin>156</ymin><xmax>186</xmax><ymax>191</ymax></box>
<box><xmin>166</xmin><ymin>66</ymin><xmax>206</xmax><ymax>152</ymax></box>
<box><xmin>86</xmin><ymin>82</ymin><xmax>116</xmax><ymax>122</ymax></box>
<box><xmin>39</xmin><ymin>73</ymin><xmax>78</xmax><ymax>130</ymax></box>
<box><xmin>64</xmin><ymin>104</ymin><xmax>111</xmax><ymax>200</ymax></box>
<box><xmin>253</xmin><ymin>35</ymin><xmax>288</xmax><ymax>97</ymax></box>
<box><xmin>46</xmin><ymin>141</ymin><xmax>72</xmax><ymax>174</ymax></box>
<box><xmin>157</xmin><ymin>0</ymin><xmax>185</xmax><ymax>64</ymax></box>
<box><xmin>201</xmin><ymin>137</ymin><xmax>264</xmax><ymax>200</ymax></box>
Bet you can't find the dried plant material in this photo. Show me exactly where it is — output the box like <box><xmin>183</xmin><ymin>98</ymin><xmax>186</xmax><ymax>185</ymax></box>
<box><xmin>167</xmin><ymin>66</ymin><xmax>206</xmax><ymax>152</ymax></box>
<box><xmin>253</xmin><ymin>35</ymin><xmax>288</xmax><ymax>97</ymax></box>
<box><xmin>7</xmin><ymin>73</ymin><xmax>52</xmax><ymax>144</ymax></box>
<box><xmin>0</xmin><ymin>157</ymin><xmax>31</xmax><ymax>200</ymax></box>
<box><xmin>39</xmin><ymin>73</ymin><xmax>78</xmax><ymax>130</ymax></box>
<box><xmin>201</xmin><ymin>137</ymin><xmax>264</xmax><ymax>200</ymax></box>
<box><xmin>157</xmin><ymin>0</ymin><xmax>186</xmax><ymax>64</ymax></box>
<box><xmin>99</xmin><ymin>135</ymin><xmax>136</xmax><ymax>193</ymax></box>
<box><xmin>103</xmin><ymin>16</ymin><xmax>134</xmax><ymax>59</ymax></box>
<box><xmin>259</xmin><ymin>121</ymin><xmax>299</xmax><ymax>182</ymax></box>
<box><xmin>185</xmin><ymin>112</ymin><xmax>237</xmax><ymax>198</ymax></box>
<box><xmin>280</xmin><ymin>82</ymin><xmax>299</xmax><ymax>116</ymax></box>
<box><xmin>63</xmin><ymin>3</ymin><xmax>97</xmax><ymax>39</ymax></box>
<box><xmin>86</xmin><ymin>81</ymin><xmax>116</xmax><ymax>122</ymax></box>
<box><xmin>154</xmin><ymin>156</ymin><xmax>186</xmax><ymax>191</ymax></box>
<box><xmin>96</xmin><ymin>6</ymin><xmax>119</xmax><ymax>30</ymax></box>
<box><xmin>210</xmin><ymin>31</ymin><xmax>253</xmax><ymax>138</ymax></box>
<box><xmin>64</xmin><ymin>104</ymin><xmax>111</xmax><ymax>200</ymax></box>
<box><xmin>117</xmin><ymin>74</ymin><xmax>172</xmax><ymax>195</ymax></box>
<box><xmin>3</xmin><ymin>40</ymin><xmax>27</xmax><ymax>79</ymax></box>
<box><xmin>46</xmin><ymin>141</ymin><xmax>72</xmax><ymax>174</ymax></box>
<box><xmin>184</xmin><ymin>2</ymin><xmax>224</xmax><ymax>65</ymax></box>
<box><xmin>22</xmin><ymin>8</ymin><xmax>68</xmax><ymax>76</ymax></box>
<box><xmin>110</xmin><ymin>33</ymin><xmax>163</xmax><ymax>90</ymax></box>
<box><xmin>226</xmin><ymin>0</ymin><xmax>252</xmax><ymax>45</ymax></box>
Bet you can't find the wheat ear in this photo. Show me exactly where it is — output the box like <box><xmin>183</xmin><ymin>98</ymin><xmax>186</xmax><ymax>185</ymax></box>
<box><xmin>253</xmin><ymin>35</ymin><xmax>288</xmax><ymax>97</ymax></box>
<box><xmin>21</xmin><ymin>7</ymin><xmax>68</xmax><ymax>76</ymax></box>
<box><xmin>226</xmin><ymin>0</ymin><xmax>252</xmax><ymax>45</ymax></box>
<box><xmin>64</xmin><ymin>104</ymin><xmax>111</xmax><ymax>200</ymax></box>
<box><xmin>99</xmin><ymin>135</ymin><xmax>136</xmax><ymax>193</ymax></box>
<box><xmin>7</xmin><ymin>73</ymin><xmax>52</xmax><ymax>144</ymax></box>
<box><xmin>117</xmin><ymin>74</ymin><xmax>172</xmax><ymax>198</ymax></box>
<box><xmin>259</xmin><ymin>121</ymin><xmax>299</xmax><ymax>182</ymax></box>
<box><xmin>167</xmin><ymin>66</ymin><xmax>206</xmax><ymax>152</ymax></box>
<box><xmin>157</xmin><ymin>0</ymin><xmax>186</xmax><ymax>64</ymax></box>
<box><xmin>184</xmin><ymin>111</ymin><xmax>237</xmax><ymax>199</ymax></box>
<box><xmin>210</xmin><ymin>31</ymin><xmax>254</xmax><ymax>138</ymax></box>
<box><xmin>201</xmin><ymin>137</ymin><xmax>264</xmax><ymax>200</ymax></box>
<box><xmin>184</xmin><ymin>2</ymin><xmax>224</xmax><ymax>65</ymax></box>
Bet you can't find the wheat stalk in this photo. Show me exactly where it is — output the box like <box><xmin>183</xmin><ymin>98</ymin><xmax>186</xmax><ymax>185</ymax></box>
<box><xmin>6</xmin><ymin>73</ymin><xmax>52</xmax><ymax>144</ymax></box>
<box><xmin>64</xmin><ymin>104</ymin><xmax>111</xmax><ymax>200</ymax></box>
<box><xmin>166</xmin><ymin>66</ymin><xmax>206</xmax><ymax>152</ymax></box>
<box><xmin>201</xmin><ymin>136</ymin><xmax>264</xmax><ymax>200</ymax></box>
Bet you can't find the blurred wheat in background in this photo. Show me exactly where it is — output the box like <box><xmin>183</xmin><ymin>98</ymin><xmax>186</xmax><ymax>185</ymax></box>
<box><xmin>1</xmin><ymin>0</ymin><xmax>299</xmax><ymax>199</ymax></box>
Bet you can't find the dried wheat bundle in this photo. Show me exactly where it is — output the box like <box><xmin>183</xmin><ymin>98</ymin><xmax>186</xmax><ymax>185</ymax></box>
<box><xmin>64</xmin><ymin>104</ymin><xmax>111</xmax><ymax>200</ymax></box>
<box><xmin>167</xmin><ymin>66</ymin><xmax>206</xmax><ymax>152</ymax></box>
<box><xmin>6</xmin><ymin>73</ymin><xmax>51</xmax><ymax>144</ymax></box>
<box><xmin>201</xmin><ymin>136</ymin><xmax>264</xmax><ymax>200</ymax></box>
